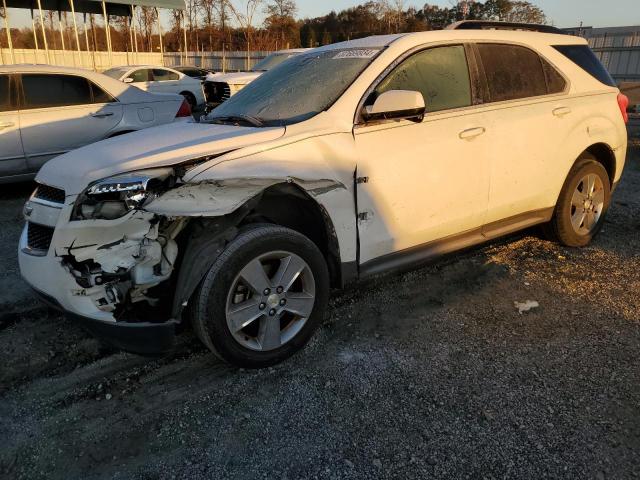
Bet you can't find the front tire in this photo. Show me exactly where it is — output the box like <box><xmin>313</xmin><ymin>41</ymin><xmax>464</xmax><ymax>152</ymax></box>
<box><xmin>546</xmin><ymin>155</ymin><xmax>611</xmax><ymax>247</ymax></box>
<box><xmin>191</xmin><ymin>225</ymin><xmax>330</xmax><ymax>368</ymax></box>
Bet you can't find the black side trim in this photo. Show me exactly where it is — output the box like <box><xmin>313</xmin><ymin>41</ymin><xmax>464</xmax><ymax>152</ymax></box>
<box><xmin>359</xmin><ymin>207</ymin><xmax>554</xmax><ymax>279</ymax></box>
<box><xmin>340</xmin><ymin>261</ymin><xmax>358</xmax><ymax>287</ymax></box>
<box><xmin>360</xmin><ymin>228</ymin><xmax>483</xmax><ymax>278</ymax></box>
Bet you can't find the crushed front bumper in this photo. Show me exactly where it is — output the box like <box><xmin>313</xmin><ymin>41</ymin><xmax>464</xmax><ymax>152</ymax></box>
<box><xmin>29</xmin><ymin>284</ymin><xmax>178</xmax><ymax>355</ymax></box>
<box><xmin>18</xmin><ymin>193</ymin><xmax>180</xmax><ymax>356</ymax></box>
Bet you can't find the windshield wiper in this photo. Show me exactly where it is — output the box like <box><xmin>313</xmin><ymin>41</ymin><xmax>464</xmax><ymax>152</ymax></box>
<box><xmin>207</xmin><ymin>114</ymin><xmax>264</xmax><ymax>127</ymax></box>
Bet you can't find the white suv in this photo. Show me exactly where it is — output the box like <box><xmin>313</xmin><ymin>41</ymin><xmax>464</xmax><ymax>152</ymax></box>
<box><xmin>19</xmin><ymin>22</ymin><xmax>629</xmax><ymax>367</ymax></box>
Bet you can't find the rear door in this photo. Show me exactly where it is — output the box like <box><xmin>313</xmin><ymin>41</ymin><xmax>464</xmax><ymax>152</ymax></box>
<box><xmin>18</xmin><ymin>73</ymin><xmax>123</xmax><ymax>172</ymax></box>
<box><xmin>0</xmin><ymin>74</ymin><xmax>27</xmax><ymax>177</ymax></box>
<box><xmin>150</xmin><ymin>68</ymin><xmax>181</xmax><ymax>94</ymax></box>
<box><xmin>471</xmin><ymin>43</ymin><xmax>571</xmax><ymax>231</ymax></box>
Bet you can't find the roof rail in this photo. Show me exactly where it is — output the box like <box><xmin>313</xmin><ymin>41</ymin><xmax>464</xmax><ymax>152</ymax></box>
<box><xmin>447</xmin><ymin>20</ymin><xmax>564</xmax><ymax>35</ymax></box>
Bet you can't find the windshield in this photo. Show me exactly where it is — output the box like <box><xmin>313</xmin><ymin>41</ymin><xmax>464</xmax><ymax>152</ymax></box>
<box><xmin>207</xmin><ymin>48</ymin><xmax>381</xmax><ymax>127</ymax></box>
<box><xmin>103</xmin><ymin>67</ymin><xmax>129</xmax><ymax>80</ymax></box>
<box><xmin>251</xmin><ymin>52</ymin><xmax>296</xmax><ymax>72</ymax></box>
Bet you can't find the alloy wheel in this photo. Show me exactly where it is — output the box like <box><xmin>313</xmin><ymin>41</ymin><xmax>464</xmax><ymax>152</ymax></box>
<box><xmin>225</xmin><ymin>251</ymin><xmax>316</xmax><ymax>351</ymax></box>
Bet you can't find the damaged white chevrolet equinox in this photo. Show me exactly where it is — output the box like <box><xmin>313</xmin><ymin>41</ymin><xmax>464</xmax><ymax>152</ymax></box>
<box><xmin>20</xmin><ymin>22</ymin><xmax>629</xmax><ymax>367</ymax></box>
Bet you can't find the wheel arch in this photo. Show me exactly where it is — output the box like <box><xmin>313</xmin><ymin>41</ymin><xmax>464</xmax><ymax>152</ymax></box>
<box><xmin>585</xmin><ymin>142</ymin><xmax>617</xmax><ymax>187</ymax></box>
<box><xmin>167</xmin><ymin>181</ymin><xmax>348</xmax><ymax>321</ymax></box>
<box><xmin>239</xmin><ymin>182</ymin><xmax>344</xmax><ymax>289</ymax></box>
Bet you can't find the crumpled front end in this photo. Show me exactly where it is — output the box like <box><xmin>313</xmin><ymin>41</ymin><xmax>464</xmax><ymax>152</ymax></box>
<box><xmin>18</xmin><ymin>176</ymin><xmax>192</xmax><ymax>353</ymax></box>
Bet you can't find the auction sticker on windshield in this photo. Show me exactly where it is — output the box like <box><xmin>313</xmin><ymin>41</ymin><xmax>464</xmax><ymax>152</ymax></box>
<box><xmin>333</xmin><ymin>49</ymin><xmax>378</xmax><ymax>59</ymax></box>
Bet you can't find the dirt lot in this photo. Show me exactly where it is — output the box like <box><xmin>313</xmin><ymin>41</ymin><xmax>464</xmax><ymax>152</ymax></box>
<box><xmin>1</xmin><ymin>143</ymin><xmax>639</xmax><ymax>480</ymax></box>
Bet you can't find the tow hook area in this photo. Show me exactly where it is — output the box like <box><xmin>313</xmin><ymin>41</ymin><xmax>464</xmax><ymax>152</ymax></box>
<box><xmin>57</xmin><ymin>211</ymin><xmax>185</xmax><ymax>315</ymax></box>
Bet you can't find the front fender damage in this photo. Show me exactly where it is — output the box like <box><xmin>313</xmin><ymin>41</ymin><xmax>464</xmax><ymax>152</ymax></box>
<box><xmin>57</xmin><ymin>176</ymin><xmax>344</xmax><ymax>324</ymax></box>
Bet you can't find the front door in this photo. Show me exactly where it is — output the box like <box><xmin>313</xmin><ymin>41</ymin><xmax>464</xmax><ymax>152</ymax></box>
<box><xmin>354</xmin><ymin>44</ymin><xmax>491</xmax><ymax>267</ymax></box>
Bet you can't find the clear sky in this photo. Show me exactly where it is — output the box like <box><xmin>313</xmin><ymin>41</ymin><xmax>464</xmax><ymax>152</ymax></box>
<box><xmin>5</xmin><ymin>0</ymin><xmax>640</xmax><ymax>30</ymax></box>
<box><xmin>297</xmin><ymin>0</ymin><xmax>639</xmax><ymax>28</ymax></box>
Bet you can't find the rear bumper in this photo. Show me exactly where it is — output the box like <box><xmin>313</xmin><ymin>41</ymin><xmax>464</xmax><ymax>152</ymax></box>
<box><xmin>31</xmin><ymin>286</ymin><xmax>178</xmax><ymax>355</ymax></box>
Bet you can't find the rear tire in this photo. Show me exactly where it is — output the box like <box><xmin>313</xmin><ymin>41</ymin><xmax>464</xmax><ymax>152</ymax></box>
<box><xmin>190</xmin><ymin>225</ymin><xmax>330</xmax><ymax>368</ymax></box>
<box><xmin>544</xmin><ymin>154</ymin><xmax>611</xmax><ymax>247</ymax></box>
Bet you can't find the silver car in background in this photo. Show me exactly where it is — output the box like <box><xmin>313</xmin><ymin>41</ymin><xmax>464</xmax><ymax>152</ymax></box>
<box><xmin>0</xmin><ymin>65</ymin><xmax>192</xmax><ymax>184</ymax></box>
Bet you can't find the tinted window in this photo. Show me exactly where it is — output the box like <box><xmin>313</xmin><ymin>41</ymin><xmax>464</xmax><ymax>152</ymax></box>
<box><xmin>0</xmin><ymin>75</ymin><xmax>11</xmax><ymax>112</ymax></box>
<box><xmin>129</xmin><ymin>69</ymin><xmax>152</xmax><ymax>82</ymax></box>
<box><xmin>376</xmin><ymin>45</ymin><xmax>472</xmax><ymax>113</ymax></box>
<box><xmin>542</xmin><ymin>58</ymin><xmax>567</xmax><ymax>94</ymax></box>
<box><xmin>553</xmin><ymin>45</ymin><xmax>616</xmax><ymax>87</ymax></box>
<box><xmin>90</xmin><ymin>82</ymin><xmax>116</xmax><ymax>103</ymax></box>
<box><xmin>477</xmin><ymin>44</ymin><xmax>548</xmax><ymax>102</ymax></box>
<box><xmin>179</xmin><ymin>68</ymin><xmax>201</xmax><ymax>77</ymax></box>
<box><xmin>22</xmin><ymin>74</ymin><xmax>92</xmax><ymax>109</ymax></box>
<box><xmin>152</xmin><ymin>69</ymin><xmax>179</xmax><ymax>81</ymax></box>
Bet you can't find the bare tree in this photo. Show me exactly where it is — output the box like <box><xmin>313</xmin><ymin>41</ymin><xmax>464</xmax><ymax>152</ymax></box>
<box><xmin>137</xmin><ymin>6</ymin><xmax>157</xmax><ymax>52</ymax></box>
<box><xmin>264</xmin><ymin>0</ymin><xmax>297</xmax><ymax>49</ymax></box>
<box><xmin>228</xmin><ymin>0</ymin><xmax>263</xmax><ymax>68</ymax></box>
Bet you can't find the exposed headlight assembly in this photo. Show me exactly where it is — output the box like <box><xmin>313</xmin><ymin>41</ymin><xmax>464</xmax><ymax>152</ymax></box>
<box><xmin>72</xmin><ymin>168</ymin><xmax>174</xmax><ymax>221</ymax></box>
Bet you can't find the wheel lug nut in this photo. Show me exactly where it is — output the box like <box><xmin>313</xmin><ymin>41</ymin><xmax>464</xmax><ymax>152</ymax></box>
<box><xmin>279</xmin><ymin>299</ymin><xmax>286</xmax><ymax>306</ymax></box>
<box><xmin>263</xmin><ymin>288</ymin><xmax>270</xmax><ymax>295</ymax></box>
<box><xmin>276</xmin><ymin>286</ymin><xmax>283</xmax><ymax>294</ymax></box>
<box><xmin>268</xmin><ymin>308</ymin><xmax>276</xmax><ymax>316</ymax></box>
<box><xmin>259</xmin><ymin>303</ymin><xmax>266</xmax><ymax>310</ymax></box>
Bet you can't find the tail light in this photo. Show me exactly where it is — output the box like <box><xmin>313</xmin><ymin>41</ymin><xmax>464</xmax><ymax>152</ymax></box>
<box><xmin>176</xmin><ymin>98</ymin><xmax>192</xmax><ymax>118</ymax></box>
<box><xmin>617</xmin><ymin>92</ymin><xmax>629</xmax><ymax>124</ymax></box>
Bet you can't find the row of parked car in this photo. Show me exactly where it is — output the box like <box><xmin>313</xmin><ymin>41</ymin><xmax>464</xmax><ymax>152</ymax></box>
<box><xmin>0</xmin><ymin>50</ymin><xmax>307</xmax><ymax>183</ymax></box>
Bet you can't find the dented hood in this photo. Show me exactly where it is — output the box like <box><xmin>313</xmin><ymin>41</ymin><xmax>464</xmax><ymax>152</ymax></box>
<box><xmin>36</xmin><ymin>122</ymin><xmax>286</xmax><ymax>195</ymax></box>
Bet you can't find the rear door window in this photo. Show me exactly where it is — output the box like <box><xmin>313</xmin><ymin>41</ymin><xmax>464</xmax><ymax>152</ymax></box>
<box><xmin>476</xmin><ymin>43</ymin><xmax>549</xmax><ymax>102</ymax></box>
<box><xmin>129</xmin><ymin>69</ymin><xmax>152</xmax><ymax>83</ymax></box>
<box><xmin>152</xmin><ymin>69</ymin><xmax>179</xmax><ymax>81</ymax></box>
<box><xmin>553</xmin><ymin>45</ymin><xmax>616</xmax><ymax>87</ymax></box>
<box><xmin>375</xmin><ymin>45</ymin><xmax>472</xmax><ymax>113</ymax></box>
<box><xmin>21</xmin><ymin>74</ymin><xmax>92</xmax><ymax>109</ymax></box>
<box><xmin>0</xmin><ymin>75</ymin><xmax>12</xmax><ymax>112</ymax></box>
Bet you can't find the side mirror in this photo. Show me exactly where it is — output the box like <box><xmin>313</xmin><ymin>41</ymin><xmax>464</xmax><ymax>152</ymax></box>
<box><xmin>123</xmin><ymin>77</ymin><xmax>134</xmax><ymax>83</ymax></box>
<box><xmin>362</xmin><ymin>90</ymin><xmax>426</xmax><ymax>123</ymax></box>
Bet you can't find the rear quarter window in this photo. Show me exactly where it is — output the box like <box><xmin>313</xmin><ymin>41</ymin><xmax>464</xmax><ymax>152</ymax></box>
<box><xmin>553</xmin><ymin>45</ymin><xmax>616</xmax><ymax>87</ymax></box>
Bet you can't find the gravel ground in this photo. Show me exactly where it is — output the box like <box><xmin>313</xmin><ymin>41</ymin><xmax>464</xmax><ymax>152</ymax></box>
<box><xmin>1</xmin><ymin>142</ymin><xmax>639</xmax><ymax>480</ymax></box>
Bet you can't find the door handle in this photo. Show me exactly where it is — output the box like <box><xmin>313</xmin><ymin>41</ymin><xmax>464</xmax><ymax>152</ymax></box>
<box><xmin>91</xmin><ymin>112</ymin><xmax>114</xmax><ymax>118</ymax></box>
<box><xmin>0</xmin><ymin>121</ymin><xmax>15</xmax><ymax>129</ymax></box>
<box><xmin>459</xmin><ymin>127</ymin><xmax>485</xmax><ymax>140</ymax></box>
<box><xmin>553</xmin><ymin>107</ymin><xmax>572</xmax><ymax>117</ymax></box>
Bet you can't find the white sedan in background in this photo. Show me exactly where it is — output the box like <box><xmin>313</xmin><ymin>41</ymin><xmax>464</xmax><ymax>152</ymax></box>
<box><xmin>203</xmin><ymin>49</ymin><xmax>308</xmax><ymax>105</ymax></box>
<box><xmin>103</xmin><ymin>65</ymin><xmax>206</xmax><ymax>108</ymax></box>
<box><xmin>0</xmin><ymin>65</ymin><xmax>192</xmax><ymax>184</ymax></box>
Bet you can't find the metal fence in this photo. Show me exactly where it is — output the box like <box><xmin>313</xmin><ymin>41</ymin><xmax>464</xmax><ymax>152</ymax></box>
<box><xmin>0</xmin><ymin>48</ymin><xmax>271</xmax><ymax>72</ymax></box>
<box><xmin>164</xmin><ymin>51</ymin><xmax>272</xmax><ymax>72</ymax></box>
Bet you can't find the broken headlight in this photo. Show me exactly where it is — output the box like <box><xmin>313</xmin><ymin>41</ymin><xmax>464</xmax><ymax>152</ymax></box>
<box><xmin>72</xmin><ymin>168</ymin><xmax>174</xmax><ymax>220</ymax></box>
